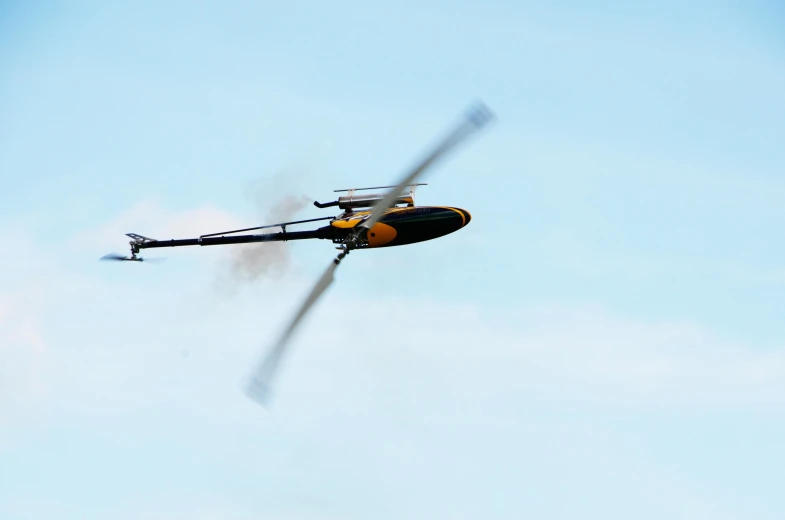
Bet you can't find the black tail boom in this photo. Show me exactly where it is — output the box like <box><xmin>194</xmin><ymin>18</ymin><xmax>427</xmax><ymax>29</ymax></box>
<box><xmin>132</xmin><ymin>226</ymin><xmax>337</xmax><ymax>252</ymax></box>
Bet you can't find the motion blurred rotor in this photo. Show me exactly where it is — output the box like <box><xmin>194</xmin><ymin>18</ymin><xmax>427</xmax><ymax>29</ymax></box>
<box><xmin>242</xmin><ymin>101</ymin><xmax>496</xmax><ymax>408</ymax></box>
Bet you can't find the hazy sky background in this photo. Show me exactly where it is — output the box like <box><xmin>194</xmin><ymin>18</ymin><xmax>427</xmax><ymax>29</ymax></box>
<box><xmin>2</xmin><ymin>1</ymin><xmax>784</xmax><ymax>519</ymax></box>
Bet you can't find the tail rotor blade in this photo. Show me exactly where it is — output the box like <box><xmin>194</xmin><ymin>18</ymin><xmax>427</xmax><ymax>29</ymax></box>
<box><xmin>100</xmin><ymin>253</ymin><xmax>129</xmax><ymax>261</ymax></box>
<box><xmin>243</xmin><ymin>251</ymin><xmax>348</xmax><ymax>407</ymax></box>
<box><xmin>139</xmin><ymin>257</ymin><xmax>166</xmax><ymax>264</ymax></box>
<box><xmin>360</xmin><ymin>101</ymin><xmax>495</xmax><ymax>232</ymax></box>
<box><xmin>100</xmin><ymin>253</ymin><xmax>165</xmax><ymax>263</ymax></box>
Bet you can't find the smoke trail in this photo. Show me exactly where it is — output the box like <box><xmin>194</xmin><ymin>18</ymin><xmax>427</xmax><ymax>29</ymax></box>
<box><xmin>225</xmin><ymin>194</ymin><xmax>312</xmax><ymax>284</ymax></box>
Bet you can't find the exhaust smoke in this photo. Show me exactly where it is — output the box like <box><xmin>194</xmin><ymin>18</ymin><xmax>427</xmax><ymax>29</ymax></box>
<box><xmin>226</xmin><ymin>194</ymin><xmax>312</xmax><ymax>283</ymax></box>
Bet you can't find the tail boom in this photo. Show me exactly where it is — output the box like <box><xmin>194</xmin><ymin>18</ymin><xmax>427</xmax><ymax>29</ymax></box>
<box><xmin>131</xmin><ymin>227</ymin><xmax>335</xmax><ymax>253</ymax></box>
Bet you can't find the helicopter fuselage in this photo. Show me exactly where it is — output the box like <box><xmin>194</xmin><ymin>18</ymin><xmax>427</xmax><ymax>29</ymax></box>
<box><xmin>329</xmin><ymin>205</ymin><xmax>472</xmax><ymax>248</ymax></box>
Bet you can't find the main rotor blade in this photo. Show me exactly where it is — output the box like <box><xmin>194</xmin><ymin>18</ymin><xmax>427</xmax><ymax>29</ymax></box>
<box><xmin>359</xmin><ymin>101</ymin><xmax>495</xmax><ymax>232</ymax></box>
<box><xmin>243</xmin><ymin>251</ymin><xmax>347</xmax><ymax>407</ymax></box>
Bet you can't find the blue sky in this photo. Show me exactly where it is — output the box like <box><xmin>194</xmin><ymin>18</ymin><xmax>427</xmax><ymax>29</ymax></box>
<box><xmin>2</xmin><ymin>1</ymin><xmax>784</xmax><ymax>518</ymax></box>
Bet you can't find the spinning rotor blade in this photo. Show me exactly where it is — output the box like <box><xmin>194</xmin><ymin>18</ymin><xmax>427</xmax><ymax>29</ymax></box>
<box><xmin>137</xmin><ymin>257</ymin><xmax>166</xmax><ymax>264</ymax></box>
<box><xmin>242</xmin><ymin>101</ymin><xmax>496</xmax><ymax>409</ymax></box>
<box><xmin>100</xmin><ymin>253</ymin><xmax>129</xmax><ymax>261</ymax></box>
<box><xmin>99</xmin><ymin>253</ymin><xmax>165</xmax><ymax>263</ymax></box>
<box><xmin>359</xmin><ymin>101</ymin><xmax>495</xmax><ymax>232</ymax></box>
<box><xmin>243</xmin><ymin>251</ymin><xmax>348</xmax><ymax>407</ymax></box>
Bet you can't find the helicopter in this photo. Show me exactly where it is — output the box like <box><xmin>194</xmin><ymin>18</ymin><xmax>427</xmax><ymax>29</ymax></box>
<box><xmin>101</xmin><ymin>101</ymin><xmax>496</xmax><ymax>407</ymax></box>
<box><xmin>101</xmin><ymin>184</ymin><xmax>471</xmax><ymax>260</ymax></box>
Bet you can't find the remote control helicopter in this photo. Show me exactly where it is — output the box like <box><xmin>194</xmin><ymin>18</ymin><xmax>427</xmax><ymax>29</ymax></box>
<box><xmin>101</xmin><ymin>101</ymin><xmax>496</xmax><ymax>407</ymax></box>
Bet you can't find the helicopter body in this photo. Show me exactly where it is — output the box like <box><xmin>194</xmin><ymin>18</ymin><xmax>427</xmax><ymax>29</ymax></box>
<box><xmin>329</xmin><ymin>205</ymin><xmax>471</xmax><ymax>248</ymax></box>
<box><xmin>115</xmin><ymin>184</ymin><xmax>472</xmax><ymax>258</ymax></box>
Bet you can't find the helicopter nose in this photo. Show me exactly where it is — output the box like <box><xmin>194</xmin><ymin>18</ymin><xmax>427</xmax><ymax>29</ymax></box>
<box><xmin>456</xmin><ymin>208</ymin><xmax>471</xmax><ymax>226</ymax></box>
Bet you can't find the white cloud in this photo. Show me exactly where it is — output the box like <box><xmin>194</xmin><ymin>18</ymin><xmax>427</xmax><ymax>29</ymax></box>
<box><xmin>0</xmin><ymin>291</ymin><xmax>50</xmax><ymax>433</ymax></box>
<box><xmin>275</xmin><ymin>299</ymin><xmax>785</xmax><ymax>412</ymax></box>
<box><xmin>2</xmin><ymin>201</ymin><xmax>784</xmax><ymax>519</ymax></box>
<box><xmin>5</xmin><ymin>200</ymin><xmax>785</xmax><ymax>436</ymax></box>
<box><xmin>69</xmin><ymin>198</ymin><xmax>247</xmax><ymax>257</ymax></box>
